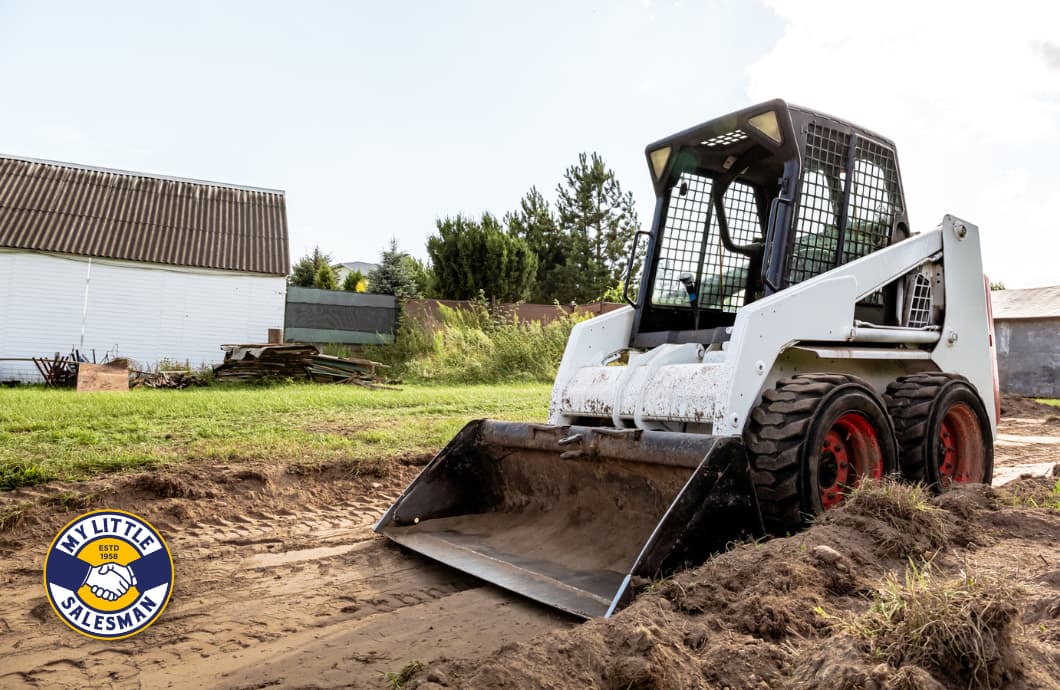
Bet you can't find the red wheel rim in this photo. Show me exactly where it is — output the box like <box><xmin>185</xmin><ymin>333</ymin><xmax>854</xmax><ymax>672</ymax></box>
<box><xmin>938</xmin><ymin>402</ymin><xmax>986</xmax><ymax>488</ymax></box>
<box><xmin>818</xmin><ymin>412</ymin><xmax>884</xmax><ymax>510</ymax></box>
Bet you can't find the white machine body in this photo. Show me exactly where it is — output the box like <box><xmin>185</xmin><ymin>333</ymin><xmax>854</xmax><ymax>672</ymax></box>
<box><xmin>549</xmin><ymin>215</ymin><xmax>998</xmax><ymax>439</ymax></box>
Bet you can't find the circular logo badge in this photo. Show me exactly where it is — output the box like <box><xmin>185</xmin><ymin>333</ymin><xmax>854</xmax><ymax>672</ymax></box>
<box><xmin>43</xmin><ymin>509</ymin><xmax>174</xmax><ymax>640</ymax></box>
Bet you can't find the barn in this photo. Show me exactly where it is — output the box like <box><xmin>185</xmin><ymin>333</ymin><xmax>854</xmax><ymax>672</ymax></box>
<box><xmin>991</xmin><ymin>285</ymin><xmax>1060</xmax><ymax>398</ymax></box>
<box><xmin>0</xmin><ymin>155</ymin><xmax>289</xmax><ymax>382</ymax></box>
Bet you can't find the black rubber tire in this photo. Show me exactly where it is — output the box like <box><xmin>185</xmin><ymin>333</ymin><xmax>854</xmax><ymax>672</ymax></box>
<box><xmin>744</xmin><ymin>374</ymin><xmax>898</xmax><ymax>536</ymax></box>
<box><xmin>884</xmin><ymin>373</ymin><xmax>994</xmax><ymax>492</ymax></box>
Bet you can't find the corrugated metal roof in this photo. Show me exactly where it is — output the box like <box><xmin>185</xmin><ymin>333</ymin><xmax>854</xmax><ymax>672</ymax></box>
<box><xmin>991</xmin><ymin>285</ymin><xmax>1060</xmax><ymax>319</ymax></box>
<box><xmin>0</xmin><ymin>155</ymin><xmax>289</xmax><ymax>275</ymax></box>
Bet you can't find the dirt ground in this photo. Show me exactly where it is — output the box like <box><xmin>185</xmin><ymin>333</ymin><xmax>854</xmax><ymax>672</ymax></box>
<box><xmin>0</xmin><ymin>396</ymin><xmax>1057</xmax><ymax>689</ymax></box>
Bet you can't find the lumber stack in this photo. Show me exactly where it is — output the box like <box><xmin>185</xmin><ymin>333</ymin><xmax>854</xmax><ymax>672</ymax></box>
<box><xmin>306</xmin><ymin>353</ymin><xmax>385</xmax><ymax>386</ymax></box>
<box><xmin>213</xmin><ymin>344</ymin><xmax>318</xmax><ymax>383</ymax></box>
<box><xmin>213</xmin><ymin>344</ymin><xmax>386</xmax><ymax>386</ymax></box>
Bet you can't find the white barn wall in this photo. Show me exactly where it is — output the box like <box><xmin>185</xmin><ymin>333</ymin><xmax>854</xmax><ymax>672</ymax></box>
<box><xmin>0</xmin><ymin>250</ymin><xmax>285</xmax><ymax>381</ymax></box>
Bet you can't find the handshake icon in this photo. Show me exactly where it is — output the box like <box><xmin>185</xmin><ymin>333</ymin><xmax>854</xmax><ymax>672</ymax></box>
<box><xmin>83</xmin><ymin>563</ymin><xmax>138</xmax><ymax>601</ymax></box>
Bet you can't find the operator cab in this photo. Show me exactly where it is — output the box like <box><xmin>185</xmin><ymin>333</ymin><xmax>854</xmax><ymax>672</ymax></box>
<box><xmin>628</xmin><ymin>100</ymin><xmax>910</xmax><ymax>348</ymax></box>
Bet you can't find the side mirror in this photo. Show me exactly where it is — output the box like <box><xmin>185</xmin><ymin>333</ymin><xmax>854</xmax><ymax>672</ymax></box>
<box><xmin>623</xmin><ymin>230</ymin><xmax>653</xmax><ymax>308</ymax></box>
<box><xmin>761</xmin><ymin>161</ymin><xmax>799</xmax><ymax>295</ymax></box>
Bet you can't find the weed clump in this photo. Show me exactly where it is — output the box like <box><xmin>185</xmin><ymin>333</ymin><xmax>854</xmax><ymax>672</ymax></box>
<box><xmin>847</xmin><ymin>562</ymin><xmax>1019</xmax><ymax>689</ymax></box>
<box><xmin>1001</xmin><ymin>476</ymin><xmax>1060</xmax><ymax>512</ymax></box>
<box><xmin>40</xmin><ymin>491</ymin><xmax>98</xmax><ymax>511</ymax></box>
<box><xmin>821</xmin><ymin>479</ymin><xmax>950</xmax><ymax>557</ymax></box>
<box><xmin>0</xmin><ymin>461</ymin><xmax>51</xmax><ymax>490</ymax></box>
<box><xmin>386</xmin><ymin>660</ymin><xmax>422</xmax><ymax>688</ymax></box>
<box><xmin>0</xmin><ymin>501</ymin><xmax>31</xmax><ymax>531</ymax></box>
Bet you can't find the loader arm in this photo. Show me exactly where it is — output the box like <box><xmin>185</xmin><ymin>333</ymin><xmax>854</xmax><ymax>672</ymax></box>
<box><xmin>721</xmin><ymin>215</ymin><xmax>995</xmax><ymax>436</ymax></box>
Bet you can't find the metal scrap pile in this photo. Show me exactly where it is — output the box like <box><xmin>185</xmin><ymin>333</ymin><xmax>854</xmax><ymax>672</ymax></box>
<box><xmin>213</xmin><ymin>344</ymin><xmax>386</xmax><ymax>386</ymax></box>
<box><xmin>29</xmin><ymin>350</ymin><xmax>128</xmax><ymax>390</ymax></box>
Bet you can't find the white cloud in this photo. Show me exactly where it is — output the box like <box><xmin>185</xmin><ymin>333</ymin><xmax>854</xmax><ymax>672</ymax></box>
<box><xmin>749</xmin><ymin>1</ymin><xmax>1060</xmax><ymax>144</ymax></box>
<box><xmin>747</xmin><ymin>1</ymin><xmax>1060</xmax><ymax>288</ymax></box>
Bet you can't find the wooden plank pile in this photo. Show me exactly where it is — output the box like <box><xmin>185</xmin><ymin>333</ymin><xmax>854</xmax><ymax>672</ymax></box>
<box><xmin>306</xmin><ymin>353</ymin><xmax>386</xmax><ymax>387</ymax></box>
<box><xmin>213</xmin><ymin>344</ymin><xmax>318</xmax><ymax>383</ymax></box>
<box><xmin>213</xmin><ymin>344</ymin><xmax>386</xmax><ymax>386</ymax></box>
<box><xmin>132</xmin><ymin>371</ymin><xmax>205</xmax><ymax>389</ymax></box>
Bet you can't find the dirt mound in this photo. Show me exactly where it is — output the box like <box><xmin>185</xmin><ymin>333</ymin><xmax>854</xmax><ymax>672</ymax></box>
<box><xmin>413</xmin><ymin>482</ymin><xmax>1060</xmax><ymax>690</ymax></box>
<box><xmin>1002</xmin><ymin>475</ymin><xmax>1060</xmax><ymax>510</ymax></box>
<box><xmin>1002</xmin><ymin>394</ymin><xmax>1060</xmax><ymax>421</ymax></box>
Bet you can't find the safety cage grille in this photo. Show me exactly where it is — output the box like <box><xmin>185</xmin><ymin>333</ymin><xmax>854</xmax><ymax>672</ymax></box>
<box><xmin>650</xmin><ymin>172</ymin><xmax>760</xmax><ymax>312</ymax></box>
<box><xmin>788</xmin><ymin>124</ymin><xmax>904</xmax><ymax>306</ymax></box>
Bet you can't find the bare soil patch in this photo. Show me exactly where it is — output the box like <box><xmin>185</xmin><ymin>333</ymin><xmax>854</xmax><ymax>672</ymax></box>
<box><xmin>0</xmin><ymin>395</ymin><xmax>1055</xmax><ymax>689</ymax></box>
<box><xmin>0</xmin><ymin>460</ymin><xmax>577</xmax><ymax>689</ymax></box>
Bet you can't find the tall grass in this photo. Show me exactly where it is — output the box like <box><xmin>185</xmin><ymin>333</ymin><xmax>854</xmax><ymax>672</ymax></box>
<box><xmin>365</xmin><ymin>300</ymin><xmax>582</xmax><ymax>384</ymax></box>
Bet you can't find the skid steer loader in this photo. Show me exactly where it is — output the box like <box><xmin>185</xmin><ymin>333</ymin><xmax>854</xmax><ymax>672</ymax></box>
<box><xmin>376</xmin><ymin>100</ymin><xmax>999</xmax><ymax>618</ymax></box>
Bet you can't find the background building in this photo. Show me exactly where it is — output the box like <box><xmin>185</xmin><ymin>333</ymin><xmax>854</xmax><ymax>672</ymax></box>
<box><xmin>0</xmin><ymin>155</ymin><xmax>289</xmax><ymax>381</ymax></box>
<box><xmin>333</xmin><ymin>260</ymin><xmax>378</xmax><ymax>285</ymax></box>
<box><xmin>991</xmin><ymin>286</ymin><xmax>1060</xmax><ymax>398</ymax></box>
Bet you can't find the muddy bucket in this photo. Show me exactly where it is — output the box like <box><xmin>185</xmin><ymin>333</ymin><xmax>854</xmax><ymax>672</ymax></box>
<box><xmin>375</xmin><ymin>420</ymin><xmax>761</xmax><ymax>618</ymax></box>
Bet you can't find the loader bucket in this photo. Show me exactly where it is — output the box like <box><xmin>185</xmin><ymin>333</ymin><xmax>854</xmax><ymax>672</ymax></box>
<box><xmin>375</xmin><ymin>420</ymin><xmax>762</xmax><ymax>618</ymax></box>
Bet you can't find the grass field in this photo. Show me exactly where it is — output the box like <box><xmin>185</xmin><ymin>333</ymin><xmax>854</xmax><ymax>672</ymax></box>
<box><xmin>0</xmin><ymin>384</ymin><xmax>551</xmax><ymax>490</ymax></box>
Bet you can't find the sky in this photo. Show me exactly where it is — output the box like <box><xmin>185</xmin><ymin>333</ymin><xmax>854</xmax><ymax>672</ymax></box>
<box><xmin>1</xmin><ymin>0</ymin><xmax>1057</xmax><ymax>288</ymax></box>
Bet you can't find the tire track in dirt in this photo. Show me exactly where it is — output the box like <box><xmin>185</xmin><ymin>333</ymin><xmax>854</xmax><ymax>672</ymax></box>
<box><xmin>0</xmin><ymin>465</ymin><xmax>577</xmax><ymax>689</ymax></box>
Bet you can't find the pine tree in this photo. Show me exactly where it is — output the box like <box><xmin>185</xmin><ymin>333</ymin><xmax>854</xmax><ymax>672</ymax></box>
<box><xmin>368</xmin><ymin>239</ymin><xmax>421</xmax><ymax>299</ymax></box>
<box><xmin>289</xmin><ymin>246</ymin><xmax>333</xmax><ymax>287</ymax></box>
<box><xmin>553</xmin><ymin>153</ymin><xmax>640</xmax><ymax>303</ymax></box>
<box><xmin>314</xmin><ymin>263</ymin><xmax>337</xmax><ymax>290</ymax></box>
<box><xmin>505</xmin><ymin>187</ymin><xmax>566</xmax><ymax>303</ymax></box>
